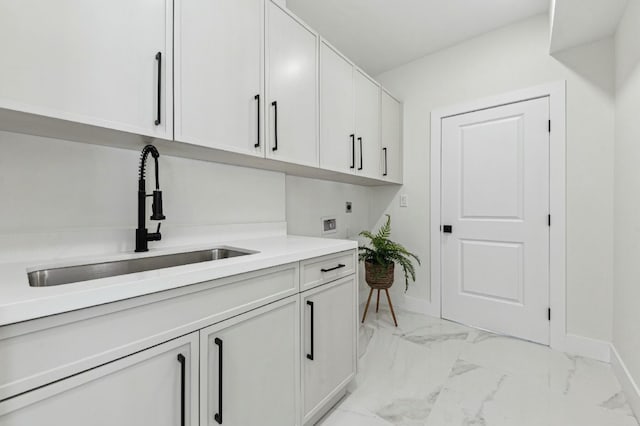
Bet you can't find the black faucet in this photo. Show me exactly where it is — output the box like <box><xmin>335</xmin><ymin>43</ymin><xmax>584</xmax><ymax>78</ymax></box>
<box><xmin>136</xmin><ymin>144</ymin><xmax>166</xmax><ymax>252</ymax></box>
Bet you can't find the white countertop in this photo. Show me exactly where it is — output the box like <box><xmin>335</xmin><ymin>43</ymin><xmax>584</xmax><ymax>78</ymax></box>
<box><xmin>0</xmin><ymin>234</ymin><xmax>357</xmax><ymax>327</ymax></box>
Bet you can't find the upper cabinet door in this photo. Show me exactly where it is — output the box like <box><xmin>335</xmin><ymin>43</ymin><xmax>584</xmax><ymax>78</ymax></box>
<box><xmin>0</xmin><ymin>0</ymin><xmax>172</xmax><ymax>140</ymax></box>
<box><xmin>266</xmin><ymin>1</ymin><xmax>319</xmax><ymax>167</ymax></box>
<box><xmin>319</xmin><ymin>42</ymin><xmax>355</xmax><ymax>174</ymax></box>
<box><xmin>381</xmin><ymin>91</ymin><xmax>403</xmax><ymax>183</ymax></box>
<box><xmin>175</xmin><ymin>0</ymin><xmax>264</xmax><ymax>157</ymax></box>
<box><xmin>354</xmin><ymin>70</ymin><xmax>381</xmax><ymax>179</ymax></box>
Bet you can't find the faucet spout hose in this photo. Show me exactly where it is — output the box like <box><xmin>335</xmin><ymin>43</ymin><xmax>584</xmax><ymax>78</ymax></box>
<box><xmin>139</xmin><ymin>144</ymin><xmax>161</xmax><ymax>190</ymax></box>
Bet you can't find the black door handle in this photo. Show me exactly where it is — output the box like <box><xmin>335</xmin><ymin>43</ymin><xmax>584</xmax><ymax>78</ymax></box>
<box><xmin>358</xmin><ymin>137</ymin><xmax>363</xmax><ymax>170</ymax></box>
<box><xmin>383</xmin><ymin>147</ymin><xmax>388</xmax><ymax>176</ymax></box>
<box><xmin>306</xmin><ymin>300</ymin><xmax>314</xmax><ymax>361</ymax></box>
<box><xmin>442</xmin><ymin>225</ymin><xmax>453</xmax><ymax>233</ymax></box>
<box><xmin>254</xmin><ymin>94</ymin><xmax>260</xmax><ymax>148</ymax></box>
<box><xmin>214</xmin><ymin>338</ymin><xmax>223</xmax><ymax>424</ymax></box>
<box><xmin>321</xmin><ymin>264</ymin><xmax>345</xmax><ymax>273</ymax></box>
<box><xmin>271</xmin><ymin>101</ymin><xmax>278</xmax><ymax>151</ymax></box>
<box><xmin>177</xmin><ymin>354</ymin><xmax>186</xmax><ymax>426</ymax></box>
<box><xmin>155</xmin><ymin>52</ymin><xmax>162</xmax><ymax>126</ymax></box>
<box><xmin>350</xmin><ymin>134</ymin><xmax>355</xmax><ymax>169</ymax></box>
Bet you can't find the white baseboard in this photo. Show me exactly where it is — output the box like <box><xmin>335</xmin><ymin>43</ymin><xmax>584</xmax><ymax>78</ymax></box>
<box><xmin>402</xmin><ymin>295</ymin><xmax>440</xmax><ymax>318</ymax></box>
<box><xmin>557</xmin><ymin>333</ymin><xmax>611</xmax><ymax>362</ymax></box>
<box><xmin>611</xmin><ymin>344</ymin><xmax>640</xmax><ymax>419</ymax></box>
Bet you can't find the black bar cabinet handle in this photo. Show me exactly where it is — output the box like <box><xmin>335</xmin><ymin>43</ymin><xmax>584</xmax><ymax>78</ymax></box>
<box><xmin>177</xmin><ymin>354</ymin><xmax>186</xmax><ymax>426</ymax></box>
<box><xmin>155</xmin><ymin>52</ymin><xmax>162</xmax><ymax>126</ymax></box>
<box><xmin>383</xmin><ymin>147</ymin><xmax>388</xmax><ymax>176</ymax></box>
<box><xmin>306</xmin><ymin>301</ymin><xmax>314</xmax><ymax>361</ymax></box>
<box><xmin>214</xmin><ymin>338</ymin><xmax>223</xmax><ymax>424</ymax></box>
<box><xmin>350</xmin><ymin>134</ymin><xmax>355</xmax><ymax>169</ymax></box>
<box><xmin>254</xmin><ymin>94</ymin><xmax>260</xmax><ymax>148</ymax></box>
<box><xmin>271</xmin><ymin>101</ymin><xmax>278</xmax><ymax>151</ymax></box>
<box><xmin>321</xmin><ymin>264</ymin><xmax>345</xmax><ymax>273</ymax></box>
<box><xmin>358</xmin><ymin>137</ymin><xmax>363</xmax><ymax>170</ymax></box>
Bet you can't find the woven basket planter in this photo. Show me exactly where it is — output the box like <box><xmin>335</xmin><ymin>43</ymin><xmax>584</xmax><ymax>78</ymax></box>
<box><xmin>364</xmin><ymin>261</ymin><xmax>395</xmax><ymax>289</ymax></box>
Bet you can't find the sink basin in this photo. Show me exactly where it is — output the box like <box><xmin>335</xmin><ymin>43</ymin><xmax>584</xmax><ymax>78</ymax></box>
<box><xmin>27</xmin><ymin>247</ymin><xmax>258</xmax><ymax>287</ymax></box>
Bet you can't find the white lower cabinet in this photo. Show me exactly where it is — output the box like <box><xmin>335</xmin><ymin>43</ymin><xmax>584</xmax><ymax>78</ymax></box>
<box><xmin>0</xmin><ymin>254</ymin><xmax>356</xmax><ymax>426</ymax></box>
<box><xmin>200</xmin><ymin>296</ymin><xmax>299</xmax><ymax>426</ymax></box>
<box><xmin>301</xmin><ymin>277</ymin><xmax>357</xmax><ymax>425</ymax></box>
<box><xmin>0</xmin><ymin>334</ymin><xmax>198</xmax><ymax>426</ymax></box>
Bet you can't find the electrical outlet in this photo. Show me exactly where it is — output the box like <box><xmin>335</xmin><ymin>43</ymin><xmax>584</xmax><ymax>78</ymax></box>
<box><xmin>400</xmin><ymin>194</ymin><xmax>409</xmax><ymax>208</ymax></box>
<box><xmin>322</xmin><ymin>217</ymin><xmax>337</xmax><ymax>235</ymax></box>
<box><xmin>346</xmin><ymin>201</ymin><xmax>352</xmax><ymax>213</ymax></box>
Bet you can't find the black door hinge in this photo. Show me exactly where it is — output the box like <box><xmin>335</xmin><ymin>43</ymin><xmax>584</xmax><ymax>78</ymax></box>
<box><xmin>548</xmin><ymin>120</ymin><xmax>551</xmax><ymax>133</ymax></box>
<box><xmin>548</xmin><ymin>215</ymin><xmax>551</xmax><ymax>227</ymax></box>
<box><xmin>548</xmin><ymin>308</ymin><xmax>551</xmax><ymax>321</ymax></box>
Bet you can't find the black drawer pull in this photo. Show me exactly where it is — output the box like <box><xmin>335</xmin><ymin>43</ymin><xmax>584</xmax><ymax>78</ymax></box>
<box><xmin>350</xmin><ymin>134</ymin><xmax>355</xmax><ymax>169</ymax></box>
<box><xmin>214</xmin><ymin>338</ymin><xmax>223</xmax><ymax>424</ymax></box>
<box><xmin>271</xmin><ymin>101</ymin><xmax>278</xmax><ymax>151</ymax></box>
<box><xmin>254</xmin><ymin>94</ymin><xmax>261</xmax><ymax>148</ymax></box>
<box><xmin>321</xmin><ymin>264</ymin><xmax>346</xmax><ymax>273</ymax></box>
<box><xmin>177</xmin><ymin>354</ymin><xmax>186</xmax><ymax>426</ymax></box>
<box><xmin>306</xmin><ymin>300</ymin><xmax>314</xmax><ymax>361</ymax></box>
<box><xmin>383</xmin><ymin>147</ymin><xmax>388</xmax><ymax>176</ymax></box>
<box><xmin>358</xmin><ymin>137</ymin><xmax>363</xmax><ymax>170</ymax></box>
<box><xmin>154</xmin><ymin>52</ymin><xmax>162</xmax><ymax>126</ymax></box>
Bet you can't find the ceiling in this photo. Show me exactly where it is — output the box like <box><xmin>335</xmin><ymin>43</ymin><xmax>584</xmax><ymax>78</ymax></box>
<box><xmin>286</xmin><ymin>0</ymin><xmax>550</xmax><ymax>76</ymax></box>
<box><xmin>550</xmin><ymin>0</ymin><xmax>629</xmax><ymax>53</ymax></box>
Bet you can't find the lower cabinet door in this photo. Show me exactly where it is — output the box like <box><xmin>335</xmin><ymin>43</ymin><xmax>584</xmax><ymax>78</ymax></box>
<box><xmin>0</xmin><ymin>333</ymin><xmax>198</xmax><ymax>426</ymax></box>
<box><xmin>200</xmin><ymin>296</ymin><xmax>299</xmax><ymax>426</ymax></box>
<box><xmin>302</xmin><ymin>276</ymin><xmax>356</xmax><ymax>424</ymax></box>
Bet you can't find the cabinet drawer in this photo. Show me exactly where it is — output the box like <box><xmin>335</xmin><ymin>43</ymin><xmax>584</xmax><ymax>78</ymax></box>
<box><xmin>0</xmin><ymin>263</ymin><xmax>298</xmax><ymax>401</ymax></box>
<box><xmin>300</xmin><ymin>250</ymin><xmax>356</xmax><ymax>291</ymax></box>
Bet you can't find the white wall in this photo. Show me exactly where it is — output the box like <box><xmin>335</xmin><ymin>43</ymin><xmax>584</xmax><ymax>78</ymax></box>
<box><xmin>376</xmin><ymin>14</ymin><xmax>616</xmax><ymax>341</ymax></box>
<box><xmin>613</xmin><ymin>0</ymin><xmax>640</xmax><ymax>406</ymax></box>
<box><xmin>285</xmin><ymin>175</ymin><xmax>372</xmax><ymax>240</ymax></box>
<box><xmin>0</xmin><ymin>131</ymin><xmax>286</xmax><ymax>235</ymax></box>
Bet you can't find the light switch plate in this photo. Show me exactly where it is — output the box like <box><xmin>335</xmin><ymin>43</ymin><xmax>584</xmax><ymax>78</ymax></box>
<box><xmin>400</xmin><ymin>194</ymin><xmax>409</xmax><ymax>208</ymax></box>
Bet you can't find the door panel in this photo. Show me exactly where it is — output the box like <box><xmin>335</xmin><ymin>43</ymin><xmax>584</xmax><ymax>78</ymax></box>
<box><xmin>302</xmin><ymin>277</ymin><xmax>356</xmax><ymax>424</ymax></box>
<box><xmin>0</xmin><ymin>335</ymin><xmax>198</xmax><ymax>426</ymax></box>
<box><xmin>0</xmin><ymin>0</ymin><xmax>172</xmax><ymax>139</ymax></box>
<box><xmin>354</xmin><ymin>70</ymin><xmax>381</xmax><ymax>178</ymax></box>
<box><xmin>266</xmin><ymin>2</ymin><xmax>318</xmax><ymax>166</ymax></box>
<box><xmin>319</xmin><ymin>42</ymin><xmax>355</xmax><ymax>174</ymax></box>
<box><xmin>441</xmin><ymin>97</ymin><xmax>550</xmax><ymax>344</ymax></box>
<box><xmin>200</xmin><ymin>297</ymin><xmax>299</xmax><ymax>426</ymax></box>
<box><xmin>175</xmin><ymin>0</ymin><xmax>264</xmax><ymax>156</ymax></box>
<box><xmin>381</xmin><ymin>91</ymin><xmax>403</xmax><ymax>183</ymax></box>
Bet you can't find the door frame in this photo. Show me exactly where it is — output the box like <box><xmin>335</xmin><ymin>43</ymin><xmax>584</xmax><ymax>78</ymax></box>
<box><xmin>429</xmin><ymin>81</ymin><xmax>566</xmax><ymax>350</ymax></box>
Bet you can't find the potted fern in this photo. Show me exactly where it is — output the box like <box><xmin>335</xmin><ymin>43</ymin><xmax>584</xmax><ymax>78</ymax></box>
<box><xmin>359</xmin><ymin>215</ymin><xmax>420</xmax><ymax>326</ymax></box>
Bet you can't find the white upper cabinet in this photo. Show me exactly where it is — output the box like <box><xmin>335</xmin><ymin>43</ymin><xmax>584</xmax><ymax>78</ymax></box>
<box><xmin>319</xmin><ymin>42</ymin><xmax>355</xmax><ymax>174</ymax></box>
<box><xmin>354</xmin><ymin>70</ymin><xmax>381</xmax><ymax>179</ymax></box>
<box><xmin>0</xmin><ymin>0</ymin><xmax>173</xmax><ymax>140</ymax></box>
<box><xmin>266</xmin><ymin>1</ymin><xmax>319</xmax><ymax>167</ymax></box>
<box><xmin>175</xmin><ymin>0</ymin><xmax>264</xmax><ymax>157</ymax></box>
<box><xmin>381</xmin><ymin>90</ymin><xmax>403</xmax><ymax>183</ymax></box>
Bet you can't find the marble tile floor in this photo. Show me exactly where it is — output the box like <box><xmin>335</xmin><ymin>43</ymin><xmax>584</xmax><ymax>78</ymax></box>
<box><xmin>318</xmin><ymin>308</ymin><xmax>639</xmax><ymax>426</ymax></box>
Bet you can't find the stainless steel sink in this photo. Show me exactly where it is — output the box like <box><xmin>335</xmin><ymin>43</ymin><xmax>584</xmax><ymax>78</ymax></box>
<box><xmin>27</xmin><ymin>247</ymin><xmax>257</xmax><ymax>287</ymax></box>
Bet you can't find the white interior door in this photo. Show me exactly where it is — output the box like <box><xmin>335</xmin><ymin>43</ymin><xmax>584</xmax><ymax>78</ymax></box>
<box><xmin>441</xmin><ymin>97</ymin><xmax>550</xmax><ymax>344</ymax></box>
